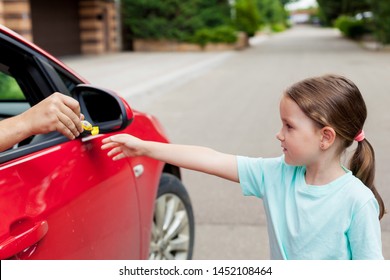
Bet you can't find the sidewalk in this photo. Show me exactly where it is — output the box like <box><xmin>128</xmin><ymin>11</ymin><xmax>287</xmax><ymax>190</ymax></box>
<box><xmin>61</xmin><ymin>35</ymin><xmax>269</xmax><ymax>108</ymax></box>
<box><xmin>62</xmin><ymin>52</ymin><xmax>232</xmax><ymax>99</ymax></box>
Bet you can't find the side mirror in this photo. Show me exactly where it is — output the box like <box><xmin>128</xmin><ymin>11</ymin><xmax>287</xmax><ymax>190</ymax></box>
<box><xmin>72</xmin><ymin>84</ymin><xmax>133</xmax><ymax>133</ymax></box>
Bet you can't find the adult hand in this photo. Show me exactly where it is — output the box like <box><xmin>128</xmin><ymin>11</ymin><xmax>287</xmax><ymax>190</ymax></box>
<box><xmin>20</xmin><ymin>92</ymin><xmax>83</xmax><ymax>139</ymax></box>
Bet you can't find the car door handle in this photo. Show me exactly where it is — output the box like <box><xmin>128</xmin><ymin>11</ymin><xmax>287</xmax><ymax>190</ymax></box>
<box><xmin>133</xmin><ymin>164</ymin><xmax>144</xmax><ymax>178</ymax></box>
<box><xmin>0</xmin><ymin>220</ymin><xmax>48</xmax><ymax>259</ymax></box>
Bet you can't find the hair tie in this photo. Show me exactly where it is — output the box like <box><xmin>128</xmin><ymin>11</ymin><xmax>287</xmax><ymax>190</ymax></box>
<box><xmin>354</xmin><ymin>130</ymin><xmax>365</xmax><ymax>142</ymax></box>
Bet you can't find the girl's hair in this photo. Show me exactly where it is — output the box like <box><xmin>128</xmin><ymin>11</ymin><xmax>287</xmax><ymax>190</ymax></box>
<box><xmin>284</xmin><ymin>74</ymin><xmax>385</xmax><ymax>219</ymax></box>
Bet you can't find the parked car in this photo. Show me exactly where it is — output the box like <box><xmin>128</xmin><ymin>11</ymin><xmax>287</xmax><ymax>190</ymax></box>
<box><xmin>0</xmin><ymin>24</ymin><xmax>194</xmax><ymax>260</ymax></box>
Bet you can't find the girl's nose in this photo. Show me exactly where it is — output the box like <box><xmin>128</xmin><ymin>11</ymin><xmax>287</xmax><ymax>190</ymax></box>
<box><xmin>276</xmin><ymin>130</ymin><xmax>283</xmax><ymax>141</ymax></box>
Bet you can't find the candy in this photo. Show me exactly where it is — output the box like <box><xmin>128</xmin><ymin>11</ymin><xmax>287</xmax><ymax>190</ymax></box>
<box><xmin>81</xmin><ymin>120</ymin><xmax>99</xmax><ymax>135</ymax></box>
<box><xmin>91</xmin><ymin>126</ymin><xmax>99</xmax><ymax>136</ymax></box>
<box><xmin>81</xmin><ymin>120</ymin><xmax>92</xmax><ymax>130</ymax></box>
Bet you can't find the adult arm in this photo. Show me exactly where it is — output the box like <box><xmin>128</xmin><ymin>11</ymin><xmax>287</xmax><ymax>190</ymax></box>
<box><xmin>0</xmin><ymin>92</ymin><xmax>83</xmax><ymax>152</ymax></box>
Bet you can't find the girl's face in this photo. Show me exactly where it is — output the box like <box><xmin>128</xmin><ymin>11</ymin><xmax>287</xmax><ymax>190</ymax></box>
<box><xmin>276</xmin><ymin>96</ymin><xmax>322</xmax><ymax>166</ymax></box>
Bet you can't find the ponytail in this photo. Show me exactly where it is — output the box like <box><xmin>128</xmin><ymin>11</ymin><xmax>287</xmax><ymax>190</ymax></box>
<box><xmin>349</xmin><ymin>139</ymin><xmax>385</xmax><ymax>219</ymax></box>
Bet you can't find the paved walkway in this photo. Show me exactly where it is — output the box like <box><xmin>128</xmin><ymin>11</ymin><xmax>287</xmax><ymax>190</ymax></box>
<box><xmin>61</xmin><ymin>35</ymin><xmax>269</xmax><ymax>108</ymax></box>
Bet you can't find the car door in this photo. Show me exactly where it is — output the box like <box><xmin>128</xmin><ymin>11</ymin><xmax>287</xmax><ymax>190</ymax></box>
<box><xmin>0</xmin><ymin>34</ymin><xmax>141</xmax><ymax>259</ymax></box>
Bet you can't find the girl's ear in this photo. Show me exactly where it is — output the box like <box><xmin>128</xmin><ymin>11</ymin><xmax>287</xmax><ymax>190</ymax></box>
<box><xmin>320</xmin><ymin>126</ymin><xmax>336</xmax><ymax>150</ymax></box>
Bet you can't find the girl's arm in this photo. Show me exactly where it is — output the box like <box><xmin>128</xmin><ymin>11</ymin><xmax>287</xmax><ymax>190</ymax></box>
<box><xmin>101</xmin><ymin>134</ymin><xmax>239</xmax><ymax>182</ymax></box>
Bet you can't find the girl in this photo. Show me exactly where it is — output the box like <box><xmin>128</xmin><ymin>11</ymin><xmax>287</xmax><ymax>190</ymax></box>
<box><xmin>101</xmin><ymin>74</ymin><xmax>385</xmax><ymax>260</ymax></box>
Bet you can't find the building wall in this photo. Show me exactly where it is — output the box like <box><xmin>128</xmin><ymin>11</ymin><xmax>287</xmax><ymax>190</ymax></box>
<box><xmin>0</xmin><ymin>1</ymin><xmax>4</xmax><ymax>25</ymax></box>
<box><xmin>0</xmin><ymin>0</ymin><xmax>120</xmax><ymax>55</ymax></box>
<box><xmin>30</xmin><ymin>0</ymin><xmax>81</xmax><ymax>56</ymax></box>
<box><xmin>79</xmin><ymin>0</ymin><xmax>119</xmax><ymax>54</ymax></box>
<box><xmin>1</xmin><ymin>0</ymin><xmax>33</xmax><ymax>42</ymax></box>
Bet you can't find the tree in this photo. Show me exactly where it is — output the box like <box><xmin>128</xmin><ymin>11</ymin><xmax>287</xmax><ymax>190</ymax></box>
<box><xmin>317</xmin><ymin>0</ymin><xmax>370</xmax><ymax>26</ymax></box>
<box><xmin>121</xmin><ymin>0</ymin><xmax>233</xmax><ymax>47</ymax></box>
<box><xmin>121</xmin><ymin>0</ymin><xmax>202</xmax><ymax>44</ymax></box>
<box><xmin>280</xmin><ymin>0</ymin><xmax>298</xmax><ymax>5</ymax></box>
<box><xmin>370</xmin><ymin>0</ymin><xmax>390</xmax><ymax>44</ymax></box>
<box><xmin>234</xmin><ymin>0</ymin><xmax>261</xmax><ymax>37</ymax></box>
<box><xmin>317</xmin><ymin>0</ymin><xmax>390</xmax><ymax>44</ymax></box>
<box><xmin>198</xmin><ymin>0</ymin><xmax>231</xmax><ymax>28</ymax></box>
<box><xmin>316</xmin><ymin>0</ymin><xmax>343</xmax><ymax>26</ymax></box>
<box><xmin>257</xmin><ymin>0</ymin><xmax>288</xmax><ymax>27</ymax></box>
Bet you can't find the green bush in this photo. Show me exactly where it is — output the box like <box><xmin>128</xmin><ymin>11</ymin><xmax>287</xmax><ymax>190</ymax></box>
<box><xmin>197</xmin><ymin>0</ymin><xmax>232</xmax><ymax>28</ymax></box>
<box><xmin>334</xmin><ymin>16</ymin><xmax>369</xmax><ymax>39</ymax></box>
<box><xmin>0</xmin><ymin>73</ymin><xmax>24</xmax><ymax>100</ymax></box>
<box><xmin>122</xmin><ymin>0</ymin><xmax>202</xmax><ymax>43</ymax></box>
<box><xmin>234</xmin><ymin>0</ymin><xmax>260</xmax><ymax>37</ymax></box>
<box><xmin>257</xmin><ymin>0</ymin><xmax>287</xmax><ymax>27</ymax></box>
<box><xmin>121</xmin><ymin>0</ymin><xmax>231</xmax><ymax>45</ymax></box>
<box><xmin>192</xmin><ymin>26</ymin><xmax>237</xmax><ymax>47</ymax></box>
<box><xmin>271</xmin><ymin>23</ymin><xmax>286</xmax><ymax>33</ymax></box>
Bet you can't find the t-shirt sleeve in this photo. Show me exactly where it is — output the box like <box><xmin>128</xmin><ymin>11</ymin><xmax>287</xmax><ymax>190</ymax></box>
<box><xmin>236</xmin><ymin>156</ymin><xmax>266</xmax><ymax>198</ymax></box>
<box><xmin>347</xmin><ymin>197</ymin><xmax>384</xmax><ymax>260</ymax></box>
<box><xmin>237</xmin><ymin>155</ymin><xmax>289</xmax><ymax>199</ymax></box>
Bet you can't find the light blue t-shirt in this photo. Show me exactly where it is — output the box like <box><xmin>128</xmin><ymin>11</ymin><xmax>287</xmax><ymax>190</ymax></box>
<box><xmin>237</xmin><ymin>155</ymin><xmax>383</xmax><ymax>260</ymax></box>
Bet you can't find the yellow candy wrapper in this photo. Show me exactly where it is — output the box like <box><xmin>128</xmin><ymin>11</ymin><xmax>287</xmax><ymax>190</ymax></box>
<box><xmin>81</xmin><ymin>120</ymin><xmax>92</xmax><ymax>130</ymax></box>
<box><xmin>91</xmin><ymin>126</ymin><xmax>99</xmax><ymax>136</ymax></box>
<box><xmin>81</xmin><ymin>120</ymin><xmax>99</xmax><ymax>135</ymax></box>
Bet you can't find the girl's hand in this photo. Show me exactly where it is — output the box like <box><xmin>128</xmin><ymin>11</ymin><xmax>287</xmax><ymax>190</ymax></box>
<box><xmin>101</xmin><ymin>134</ymin><xmax>146</xmax><ymax>160</ymax></box>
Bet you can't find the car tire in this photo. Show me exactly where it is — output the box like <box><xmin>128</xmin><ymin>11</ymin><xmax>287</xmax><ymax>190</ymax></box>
<box><xmin>149</xmin><ymin>173</ymin><xmax>195</xmax><ymax>260</ymax></box>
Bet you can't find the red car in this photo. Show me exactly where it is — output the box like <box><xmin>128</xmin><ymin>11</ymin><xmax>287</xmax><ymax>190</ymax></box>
<box><xmin>0</xmin><ymin>24</ymin><xmax>194</xmax><ymax>260</ymax></box>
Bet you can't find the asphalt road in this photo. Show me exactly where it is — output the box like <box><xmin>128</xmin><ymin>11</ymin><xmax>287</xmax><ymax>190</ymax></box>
<box><xmin>64</xmin><ymin>25</ymin><xmax>390</xmax><ymax>259</ymax></box>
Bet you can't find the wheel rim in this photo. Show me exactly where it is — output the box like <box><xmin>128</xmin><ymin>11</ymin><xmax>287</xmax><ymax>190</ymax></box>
<box><xmin>149</xmin><ymin>193</ymin><xmax>190</xmax><ymax>260</ymax></box>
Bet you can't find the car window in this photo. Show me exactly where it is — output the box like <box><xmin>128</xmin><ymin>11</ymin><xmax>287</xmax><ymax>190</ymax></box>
<box><xmin>0</xmin><ymin>35</ymin><xmax>85</xmax><ymax>164</ymax></box>
<box><xmin>0</xmin><ymin>64</ymin><xmax>30</xmax><ymax>120</ymax></box>
<box><xmin>0</xmin><ymin>45</ymin><xmax>66</xmax><ymax>163</ymax></box>
<box><xmin>0</xmin><ymin>70</ymin><xmax>26</xmax><ymax>101</ymax></box>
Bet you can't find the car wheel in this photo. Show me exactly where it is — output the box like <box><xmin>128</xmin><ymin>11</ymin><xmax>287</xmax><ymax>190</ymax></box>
<box><xmin>149</xmin><ymin>173</ymin><xmax>194</xmax><ymax>260</ymax></box>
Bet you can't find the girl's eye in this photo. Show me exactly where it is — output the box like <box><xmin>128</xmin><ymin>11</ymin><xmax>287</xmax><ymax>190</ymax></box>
<box><xmin>286</xmin><ymin>124</ymin><xmax>292</xmax><ymax>129</ymax></box>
